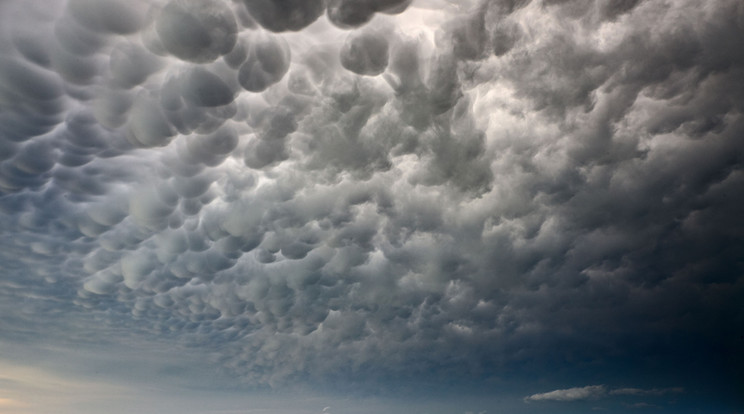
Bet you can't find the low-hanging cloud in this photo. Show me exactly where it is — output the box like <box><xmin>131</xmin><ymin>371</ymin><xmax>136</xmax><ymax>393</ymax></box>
<box><xmin>0</xmin><ymin>0</ymin><xmax>742</xmax><ymax>397</ymax></box>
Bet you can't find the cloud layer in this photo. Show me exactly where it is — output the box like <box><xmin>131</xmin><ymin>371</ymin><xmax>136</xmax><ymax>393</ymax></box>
<box><xmin>0</xmin><ymin>0</ymin><xmax>742</xmax><ymax>395</ymax></box>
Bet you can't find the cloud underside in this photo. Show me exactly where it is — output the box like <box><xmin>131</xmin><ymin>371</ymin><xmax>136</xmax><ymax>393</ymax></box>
<box><xmin>0</xmin><ymin>0</ymin><xmax>743</xmax><ymax>387</ymax></box>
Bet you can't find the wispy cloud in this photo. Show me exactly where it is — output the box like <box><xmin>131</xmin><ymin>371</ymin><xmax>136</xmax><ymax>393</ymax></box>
<box><xmin>525</xmin><ymin>386</ymin><xmax>684</xmax><ymax>403</ymax></box>
<box><xmin>524</xmin><ymin>385</ymin><xmax>607</xmax><ymax>402</ymax></box>
<box><xmin>610</xmin><ymin>387</ymin><xmax>684</xmax><ymax>397</ymax></box>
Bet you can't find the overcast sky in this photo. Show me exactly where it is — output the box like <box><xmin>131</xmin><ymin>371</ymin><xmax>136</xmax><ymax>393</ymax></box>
<box><xmin>0</xmin><ymin>0</ymin><xmax>742</xmax><ymax>413</ymax></box>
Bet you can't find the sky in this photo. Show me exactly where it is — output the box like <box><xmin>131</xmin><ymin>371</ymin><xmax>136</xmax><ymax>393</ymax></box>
<box><xmin>0</xmin><ymin>0</ymin><xmax>743</xmax><ymax>413</ymax></box>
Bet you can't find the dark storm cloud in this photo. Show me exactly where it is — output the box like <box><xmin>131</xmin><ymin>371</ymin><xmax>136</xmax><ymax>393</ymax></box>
<box><xmin>107</xmin><ymin>42</ymin><xmax>163</xmax><ymax>89</ymax></box>
<box><xmin>68</xmin><ymin>0</ymin><xmax>147</xmax><ymax>35</ymax></box>
<box><xmin>326</xmin><ymin>0</ymin><xmax>412</xmax><ymax>29</ymax></box>
<box><xmin>340</xmin><ymin>31</ymin><xmax>390</xmax><ymax>76</ymax></box>
<box><xmin>0</xmin><ymin>0</ymin><xmax>742</xmax><ymax>401</ymax></box>
<box><xmin>154</xmin><ymin>0</ymin><xmax>238</xmax><ymax>63</ymax></box>
<box><xmin>239</xmin><ymin>0</ymin><xmax>325</xmax><ymax>32</ymax></box>
<box><xmin>181</xmin><ymin>67</ymin><xmax>238</xmax><ymax>107</ymax></box>
<box><xmin>236</xmin><ymin>33</ymin><xmax>291</xmax><ymax>92</ymax></box>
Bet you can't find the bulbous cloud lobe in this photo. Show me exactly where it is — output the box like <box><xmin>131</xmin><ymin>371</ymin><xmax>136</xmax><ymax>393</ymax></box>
<box><xmin>240</xmin><ymin>0</ymin><xmax>325</xmax><ymax>32</ymax></box>
<box><xmin>237</xmin><ymin>33</ymin><xmax>291</xmax><ymax>92</ymax></box>
<box><xmin>340</xmin><ymin>31</ymin><xmax>389</xmax><ymax>76</ymax></box>
<box><xmin>68</xmin><ymin>0</ymin><xmax>147</xmax><ymax>35</ymax></box>
<box><xmin>327</xmin><ymin>0</ymin><xmax>412</xmax><ymax>29</ymax></box>
<box><xmin>155</xmin><ymin>0</ymin><xmax>238</xmax><ymax>63</ymax></box>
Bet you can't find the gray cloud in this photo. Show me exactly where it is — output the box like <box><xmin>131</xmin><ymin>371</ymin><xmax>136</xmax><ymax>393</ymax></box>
<box><xmin>237</xmin><ymin>33</ymin><xmax>291</xmax><ymax>93</ymax></box>
<box><xmin>327</xmin><ymin>0</ymin><xmax>411</xmax><ymax>29</ymax></box>
<box><xmin>68</xmin><ymin>0</ymin><xmax>147</xmax><ymax>35</ymax></box>
<box><xmin>154</xmin><ymin>0</ymin><xmax>238</xmax><ymax>63</ymax></box>
<box><xmin>0</xmin><ymin>0</ymin><xmax>742</xmax><ymax>402</ymax></box>
<box><xmin>340</xmin><ymin>31</ymin><xmax>390</xmax><ymax>76</ymax></box>
<box><xmin>240</xmin><ymin>0</ymin><xmax>325</xmax><ymax>32</ymax></box>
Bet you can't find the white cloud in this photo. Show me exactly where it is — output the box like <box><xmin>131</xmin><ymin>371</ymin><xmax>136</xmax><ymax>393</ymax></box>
<box><xmin>525</xmin><ymin>385</ymin><xmax>685</xmax><ymax>403</ymax></box>
<box><xmin>524</xmin><ymin>385</ymin><xmax>607</xmax><ymax>402</ymax></box>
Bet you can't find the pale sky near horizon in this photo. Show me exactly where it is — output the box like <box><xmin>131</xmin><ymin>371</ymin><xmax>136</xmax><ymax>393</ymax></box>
<box><xmin>0</xmin><ymin>0</ymin><xmax>742</xmax><ymax>413</ymax></box>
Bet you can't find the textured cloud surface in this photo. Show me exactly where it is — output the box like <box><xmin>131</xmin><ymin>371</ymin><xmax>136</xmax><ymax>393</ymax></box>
<box><xmin>0</xmin><ymin>0</ymin><xmax>743</xmax><ymax>410</ymax></box>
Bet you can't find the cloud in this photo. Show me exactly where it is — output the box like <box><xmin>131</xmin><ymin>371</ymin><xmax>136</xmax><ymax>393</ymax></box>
<box><xmin>326</xmin><ymin>0</ymin><xmax>411</xmax><ymax>29</ymax></box>
<box><xmin>339</xmin><ymin>30</ymin><xmax>390</xmax><ymax>76</ymax></box>
<box><xmin>0</xmin><ymin>0</ymin><xmax>742</xmax><ymax>400</ymax></box>
<box><xmin>68</xmin><ymin>0</ymin><xmax>147</xmax><ymax>35</ymax></box>
<box><xmin>236</xmin><ymin>32</ymin><xmax>291</xmax><ymax>92</ymax></box>
<box><xmin>525</xmin><ymin>386</ymin><xmax>685</xmax><ymax>403</ymax></box>
<box><xmin>239</xmin><ymin>0</ymin><xmax>325</xmax><ymax>32</ymax></box>
<box><xmin>610</xmin><ymin>387</ymin><xmax>684</xmax><ymax>397</ymax></box>
<box><xmin>525</xmin><ymin>385</ymin><xmax>607</xmax><ymax>402</ymax></box>
<box><xmin>154</xmin><ymin>0</ymin><xmax>238</xmax><ymax>63</ymax></box>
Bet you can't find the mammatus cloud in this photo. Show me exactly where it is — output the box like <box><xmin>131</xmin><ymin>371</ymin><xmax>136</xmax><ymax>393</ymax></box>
<box><xmin>0</xmin><ymin>0</ymin><xmax>742</xmax><ymax>400</ymax></box>
<box><xmin>153</xmin><ymin>0</ymin><xmax>238</xmax><ymax>63</ymax></box>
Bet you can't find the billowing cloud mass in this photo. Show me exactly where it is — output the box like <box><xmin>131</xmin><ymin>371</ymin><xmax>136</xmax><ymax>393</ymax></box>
<box><xmin>0</xmin><ymin>0</ymin><xmax>743</xmax><ymax>410</ymax></box>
